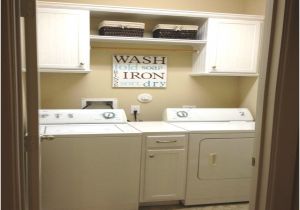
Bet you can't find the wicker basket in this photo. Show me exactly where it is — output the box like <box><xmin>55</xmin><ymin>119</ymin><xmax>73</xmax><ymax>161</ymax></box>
<box><xmin>98</xmin><ymin>21</ymin><xmax>145</xmax><ymax>37</ymax></box>
<box><xmin>153</xmin><ymin>24</ymin><xmax>198</xmax><ymax>39</ymax></box>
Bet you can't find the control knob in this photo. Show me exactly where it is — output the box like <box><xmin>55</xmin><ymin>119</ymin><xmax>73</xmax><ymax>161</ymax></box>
<box><xmin>102</xmin><ymin>112</ymin><xmax>116</xmax><ymax>119</ymax></box>
<box><xmin>176</xmin><ymin>111</ymin><xmax>188</xmax><ymax>118</ymax></box>
<box><xmin>40</xmin><ymin>114</ymin><xmax>49</xmax><ymax>118</ymax></box>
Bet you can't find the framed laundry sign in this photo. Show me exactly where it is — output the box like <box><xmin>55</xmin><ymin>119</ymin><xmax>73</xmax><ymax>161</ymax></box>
<box><xmin>112</xmin><ymin>55</ymin><xmax>167</xmax><ymax>88</ymax></box>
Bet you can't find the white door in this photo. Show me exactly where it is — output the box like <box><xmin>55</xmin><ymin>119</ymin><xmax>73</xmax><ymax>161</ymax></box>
<box><xmin>198</xmin><ymin>138</ymin><xmax>254</xmax><ymax>179</ymax></box>
<box><xmin>206</xmin><ymin>18</ymin><xmax>261</xmax><ymax>73</ymax></box>
<box><xmin>143</xmin><ymin>149</ymin><xmax>186</xmax><ymax>201</ymax></box>
<box><xmin>37</xmin><ymin>8</ymin><xmax>90</xmax><ymax>71</ymax></box>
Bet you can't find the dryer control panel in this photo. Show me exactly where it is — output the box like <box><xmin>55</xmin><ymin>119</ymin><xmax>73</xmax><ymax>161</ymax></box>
<box><xmin>39</xmin><ymin>109</ymin><xmax>127</xmax><ymax>124</ymax></box>
<box><xmin>163</xmin><ymin>108</ymin><xmax>254</xmax><ymax>122</ymax></box>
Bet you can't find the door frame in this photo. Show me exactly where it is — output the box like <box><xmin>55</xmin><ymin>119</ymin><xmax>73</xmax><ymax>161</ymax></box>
<box><xmin>2</xmin><ymin>0</ymin><xmax>25</xmax><ymax>209</ymax></box>
<box><xmin>250</xmin><ymin>0</ymin><xmax>299</xmax><ymax>209</ymax></box>
<box><xmin>21</xmin><ymin>0</ymin><xmax>41</xmax><ymax>209</ymax></box>
<box><xmin>2</xmin><ymin>0</ymin><xmax>41</xmax><ymax>209</ymax></box>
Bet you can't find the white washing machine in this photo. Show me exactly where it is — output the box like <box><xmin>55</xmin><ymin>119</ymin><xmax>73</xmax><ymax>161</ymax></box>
<box><xmin>39</xmin><ymin>109</ymin><xmax>142</xmax><ymax>210</ymax></box>
<box><xmin>163</xmin><ymin>108</ymin><xmax>255</xmax><ymax>205</ymax></box>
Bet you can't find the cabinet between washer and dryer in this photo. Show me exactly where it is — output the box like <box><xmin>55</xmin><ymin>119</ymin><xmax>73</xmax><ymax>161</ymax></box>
<box><xmin>140</xmin><ymin>135</ymin><xmax>188</xmax><ymax>203</ymax></box>
<box><xmin>128</xmin><ymin>122</ymin><xmax>188</xmax><ymax>205</ymax></box>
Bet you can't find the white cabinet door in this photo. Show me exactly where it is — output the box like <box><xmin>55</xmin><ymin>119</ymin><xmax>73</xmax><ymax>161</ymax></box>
<box><xmin>206</xmin><ymin>18</ymin><xmax>261</xmax><ymax>73</ymax></box>
<box><xmin>143</xmin><ymin>149</ymin><xmax>186</xmax><ymax>201</ymax></box>
<box><xmin>37</xmin><ymin>8</ymin><xmax>90</xmax><ymax>71</ymax></box>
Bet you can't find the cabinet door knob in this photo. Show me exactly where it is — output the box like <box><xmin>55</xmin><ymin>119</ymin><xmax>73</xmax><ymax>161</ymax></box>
<box><xmin>149</xmin><ymin>154</ymin><xmax>155</xmax><ymax>158</ymax></box>
<box><xmin>212</xmin><ymin>65</ymin><xmax>216</xmax><ymax>70</ymax></box>
<box><xmin>80</xmin><ymin>62</ymin><xmax>84</xmax><ymax>66</ymax></box>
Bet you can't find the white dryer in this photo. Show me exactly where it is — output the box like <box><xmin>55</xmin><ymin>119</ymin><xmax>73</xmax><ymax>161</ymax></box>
<box><xmin>39</xmin><ymin>109</ymin><xmax>142</xmax><ymax>210</ymax></box>
<box><xmin>163</xmin><ymin>108</ymin><xmax>255</xmax><ymax>205</ymax></box>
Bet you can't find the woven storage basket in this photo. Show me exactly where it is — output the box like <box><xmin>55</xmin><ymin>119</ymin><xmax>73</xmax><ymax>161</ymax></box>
<box><xmin>153</xmin><ymin>24</ymin><xmax>198</xmax><ymax>39</ymax></box>
<box><xmin>98</xmin><ymin>20</ymin><xmax>145</xmax><ymax>37</ymax></box>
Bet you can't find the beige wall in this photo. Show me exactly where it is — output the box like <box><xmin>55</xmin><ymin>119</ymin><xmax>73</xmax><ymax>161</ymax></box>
<box><xmin>41</xmin><ymin>44</ymin><xmax>240</xmax><ymax>121</ymax></box>
<box><xmin>239</xmin><ymin>77</ymin><xmax>258</xmax><ymax>118</ymax></box>
<box><xmin>40</xmin><ymin>0</ymin><xmax>266</xmax><ymax>120</ymax></box>
<box><xmin>244</xmin><ymin>0</ymin><xmax>266</xmax><ymax>15</ymax></box>
<box><xmin>41</xmin><ymin>0</ymin><xmax>266</xmax><ymax>14</ymax></box>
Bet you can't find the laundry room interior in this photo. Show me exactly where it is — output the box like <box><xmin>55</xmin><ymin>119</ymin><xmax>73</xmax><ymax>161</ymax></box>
<box><xmin>28</xmin><ymin>0</ymin><xmax>268</xmax><ymax>209</ymax></box>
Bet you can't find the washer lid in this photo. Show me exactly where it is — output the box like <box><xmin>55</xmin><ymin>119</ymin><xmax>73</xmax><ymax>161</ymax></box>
<box><xmin>171</xmin><ymin>121</ymin><xmax>255</xmax><ymax>132</ymax></box>
<box><xmin>43</xmin><ymin>124</ymin><xmax>140</xmax><ymax>135</ymax></box>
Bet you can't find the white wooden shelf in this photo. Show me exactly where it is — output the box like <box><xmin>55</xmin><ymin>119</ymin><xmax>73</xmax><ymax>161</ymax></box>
<box><xmin>39</xmin><ymin>69</ymin><xmax>91</xmax><ymax>73</ymax></box>
<box><xmin>190</xmin><ymin>72</ymin><xmax>259</xmax><ymax>77</ymax></box>
<box><xmin>90</xmin><ymin>35</ymin><xmax>206</xmax><ymax>47</ymax></box>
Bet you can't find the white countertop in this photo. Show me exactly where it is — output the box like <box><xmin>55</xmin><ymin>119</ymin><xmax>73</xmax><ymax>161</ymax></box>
<box><xmin>129</xmin><ymin>121</ymin><xmax>187</xmax><ymax>133</ymax></box>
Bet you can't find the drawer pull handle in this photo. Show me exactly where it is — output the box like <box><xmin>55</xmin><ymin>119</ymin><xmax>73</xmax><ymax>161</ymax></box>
<box><xmin>155</xmin><ymin>140</ymin><xmax>177</xmax><ymax>143</ymax></box>
<box><xmin>149</xmin><ymin>154</ymin><xmax>155</xmax><ymax>158</ymax></box>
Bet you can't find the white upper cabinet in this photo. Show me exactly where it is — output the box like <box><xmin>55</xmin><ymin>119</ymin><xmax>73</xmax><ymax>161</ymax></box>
<box><xmin>36</xmin><ymin>2</ymin><xmax>263</xmax><ymax>76</ymax></box>
<box><xmin>37</xmin><ymin>8</ymin><xmax>90</xmax><ymax>72</ymax></box>
<box><xmin>204</xmin><ymin>18</ymin><xmax>261</xmax><ymax>74</ymax></box>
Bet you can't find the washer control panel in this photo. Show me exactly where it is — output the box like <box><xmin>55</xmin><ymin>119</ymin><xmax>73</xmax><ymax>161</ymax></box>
<box><xmin>39</xmin><ymin>109</ymin><xmax>127</xmax><ymax>124</ymax></box>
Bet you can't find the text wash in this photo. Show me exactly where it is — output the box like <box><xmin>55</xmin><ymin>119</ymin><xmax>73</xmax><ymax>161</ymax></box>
<box><xmin>113</xmin><ymin>55</ymin><xmax>167</xmax><ymax>65</ymax></box>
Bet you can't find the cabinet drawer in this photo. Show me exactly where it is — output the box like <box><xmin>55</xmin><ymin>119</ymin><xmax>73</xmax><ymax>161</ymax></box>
<box><xmin>146</xmin><ymin>135</ymin><xmax>186</xmax><ymax>148</ymax></box>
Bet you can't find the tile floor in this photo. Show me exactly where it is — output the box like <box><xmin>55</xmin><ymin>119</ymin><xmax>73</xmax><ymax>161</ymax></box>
<box><xmin>140</xmin><ymin>203</ymin><xmax>249</xmax><ymax>210</ymax></box>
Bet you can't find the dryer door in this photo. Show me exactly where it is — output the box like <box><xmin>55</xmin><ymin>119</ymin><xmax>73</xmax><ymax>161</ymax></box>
<box><xmin>198</xmin><ymin>138</ymin><xmax>254</xmax><ymax>179</ymax></box>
